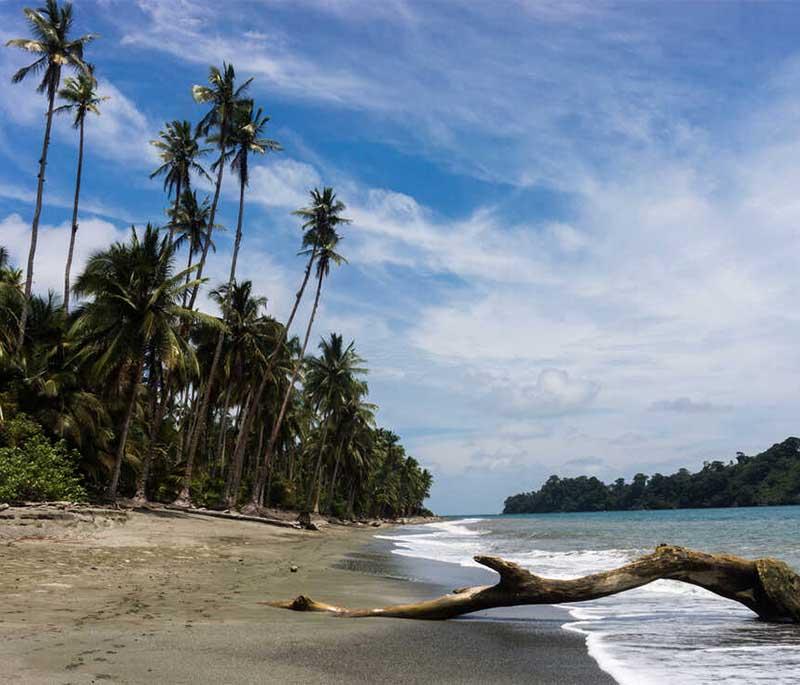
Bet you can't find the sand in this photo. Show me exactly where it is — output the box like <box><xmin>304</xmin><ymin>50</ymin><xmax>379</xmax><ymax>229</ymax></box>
<box><xmin>0</xmin><ymin>506</ymin><xmax>614</xmax><ymax>684</ymax></box>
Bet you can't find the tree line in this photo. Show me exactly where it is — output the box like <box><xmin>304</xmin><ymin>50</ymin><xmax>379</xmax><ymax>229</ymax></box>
<box><xmin>503</xmin><ymin>437</ymin><xmax>800</xmax><ymax>514</ymax></box>
<box><xmin>0</xmin><ymin>0</ymin><xmax>433</xmax><ymax>520</ymax></box>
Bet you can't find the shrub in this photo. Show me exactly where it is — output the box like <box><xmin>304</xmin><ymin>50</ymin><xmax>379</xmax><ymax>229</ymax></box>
<box><xmin>0</xmin><ymin>415</ymin><xmax>87</xmax><ymax>502</ymax></box>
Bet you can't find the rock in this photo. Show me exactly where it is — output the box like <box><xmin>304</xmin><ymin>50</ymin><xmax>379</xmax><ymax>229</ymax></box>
<box><xmin>290</xmin><ymin>565</ymin><xmax>298</xmax><ymax>573</ymax></box>
<box><xmin>0</xmin><ymin>503</ymin><xmax>9</xmax><ymax>512</ymax></box>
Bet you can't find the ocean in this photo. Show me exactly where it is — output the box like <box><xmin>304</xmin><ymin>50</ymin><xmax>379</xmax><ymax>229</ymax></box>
<box><xmin>377</xmin><ymin>507</ymin><xmax>800</xmax><ymax>684</ymax></box>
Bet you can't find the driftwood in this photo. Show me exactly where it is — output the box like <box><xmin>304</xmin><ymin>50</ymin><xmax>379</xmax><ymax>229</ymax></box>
<box><xmin>269</xmin><ymin>544</ymin><xmax>800</xmax><ymax>623</ymax></box>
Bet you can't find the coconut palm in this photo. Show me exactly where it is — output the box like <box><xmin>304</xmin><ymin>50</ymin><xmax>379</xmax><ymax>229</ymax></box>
<box><xmin>149</xmin><ymin>120</ymin><xmax>211</xmax><ymax>244</ymax></box>
<box><xmin>71</xmin><ymin>225</ymin><xmax>211</xmax><ymax>499</ymax></box>
<box><xmin>0</xmin><ymin>249</ymin><xmax>24</xmax><ymax>364</ymax></box>
<box><xmin>175</xmin><ymin>64</ymin><xmax>252</xmax><ymax>505</ymax></box>
<box><xmin>215</xmin><ymin>100</ymin><xmax>281</xmax><ymax>282</ymax></box>
<box><xmin>54</xmin><ymin>71</ymin><xmax>108</xmax><ymax>313</ymax></box>
<box><xmin>172</xmin><ymin>190</ymin><xmax>217</xmax><ymax>307</ymax></box>
<box><xmin>186</xmin><ymin>62</ymin><xmax>252</xmax><ymax>311</ymax></box>
<box><xmin>304</xmin><ymin>334</ymin><xmax>367</xmax><ymax>512</ymax></box>
<box><xmin>245</xmin><ymin>187</ymin><xmax>349</xmax><ymax>512</ymax></box>
<box><xmin>6</xmin><ymin>0</ymin><xmax>95</xmax><ymax>348</ymax></box>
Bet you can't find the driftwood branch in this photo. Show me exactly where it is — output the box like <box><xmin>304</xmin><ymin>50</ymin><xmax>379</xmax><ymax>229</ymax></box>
<box><xmin>268</xmin><ymin>545</ymin><xmax>800</xmax><ymax>623</ymax></box>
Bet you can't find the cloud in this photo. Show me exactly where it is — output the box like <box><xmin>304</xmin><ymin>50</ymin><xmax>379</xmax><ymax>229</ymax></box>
<box><xmin>0</xmin><ymin>212</ymin><xmax>129</xmax><ymax>296</ymax></box>
<box><xmin>649</xmin><ymin>398</ymin><xmax>732</xmax><ymax>414</ymax></box>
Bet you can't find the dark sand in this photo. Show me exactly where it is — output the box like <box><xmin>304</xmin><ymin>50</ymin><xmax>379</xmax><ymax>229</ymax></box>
<box><xmin>0</xmin><ymin>507</ymin><xmax>614</xmax><ymax>684</ymax></box>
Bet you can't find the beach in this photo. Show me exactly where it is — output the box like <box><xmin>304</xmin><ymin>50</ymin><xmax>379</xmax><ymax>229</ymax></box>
<box><xmin>0</xmin><ymin>507</ymin><xmax>611</xmax><ymax>684</ymax></box>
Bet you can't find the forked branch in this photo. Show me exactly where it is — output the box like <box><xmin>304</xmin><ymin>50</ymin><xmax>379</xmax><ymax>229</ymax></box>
<box><xmin>267</xmin><ymin>545</ymin><xmax>800</xmax><ymax>622</ymax></box>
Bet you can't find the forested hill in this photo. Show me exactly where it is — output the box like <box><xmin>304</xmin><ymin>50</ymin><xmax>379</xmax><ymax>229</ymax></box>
<box><xmin>503</xmin><ymin>438</ymin><xmax>800</xmax><ymax>514</ymax></box>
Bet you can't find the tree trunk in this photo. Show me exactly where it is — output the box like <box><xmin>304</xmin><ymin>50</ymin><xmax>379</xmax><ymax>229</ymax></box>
<box><xmin>215</xmin><ymin>380</ymin><xmax>234</xmax><ymax>470</ymax></box>
<box><xmin>228</xmin><ymin>248</ymin><xmax>318</xmax><ymax>503</ymax></box>
<box><xmin>182</xmin><ymin>247</ymin><xmax>194</xmax><ymax>308</ymax></box>
<box><xmin>167</xmin><ymin>176</ymin><xmax>182</xmax><ymax>247</ymax></box>
<box><xmin>326</xmin><ymin>440</ymin><xmax>344</xmax><ymax>513</ymax></box>
<box><xmin>269</xmin><ymin>545</ymin><xmax>800</xmax><ymax>623</ymax></box>
<box><xmin>134</xmin><ymin>365</ymin><xmax>163</xmax><ymax>502</ymax></box>
<box><xmin>63</xmin><ymin>116</ymin><xmax>85</xmax><ymax>314</ymax></box>
<box><xmin>187</xmin><ymin>121</ymin><xmax>227</xmax><ymax>312</ymax></box>
<box><xmin>224</xmin><ymin>388</ymin><xmax>255</xmax><ymax>506</ymax></box>
<box><xmin>18</xmin><ymin>78</ymin><xmax>59</xmax><ymax>349</ymax></box>
<box><xmin>178</xmin><ymin>151</ymin><xmax>245</xmax><ymax>505</ymax></box>
<box><xmin>245</xmin><ymin>269</ymin><xmax>325</xmax><ymax>513</ymax></box>
<box><xmin>107</xmin><ymin>357</ymin><xmax>145</xmax><ymax>500</ymax></box>
<box><xmin>306</xmin><ymin>414</ymin><xmax>332</xmax><ymax>513</ymax></box>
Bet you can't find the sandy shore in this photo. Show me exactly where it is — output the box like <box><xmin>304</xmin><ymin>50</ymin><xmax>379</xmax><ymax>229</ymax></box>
<box><xmin>0</xmin><ymin>507</ymin><xmax>613</xmax><ymax>684</ymax></box>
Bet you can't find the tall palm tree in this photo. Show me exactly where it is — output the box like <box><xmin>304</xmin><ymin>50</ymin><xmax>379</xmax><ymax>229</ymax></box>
<box><xmin>55</xmin><ymin>71</ymin><xmax>108</xmax><ymax>313</ymax></box>
<box><xmin>175</xmin><ymin>67</ymin><xmax>256</xmax><ymax>505</ymax></box>
<box><xmin>6</xmin><ymin>0</ymin><xmax>95</xmax><ymax>348</ymax></box>
<box><xmin>0</xmin><ymin>249</ymin><xmax>24</xmax><ymax>364</ymax></box>
<box><xmin>149</xmin><ymin>120</ymin><xmax>210</xmax><ymax>244</ymax></box>
<box><xmin>244</xmin><ymin>188</ymin><xmax>349</xmax><ymax>513</ymax></box>
<box><xmin>186</xmin><ymin>62</ymin><xmax>252</xmax><ymax>311</ymax></box>
<box><xmin>216</xmin><ymin>100</ymin><xmax>281</xmax><ymax>282</ymax></box>
<box><xmin>71</xmin><ymin>226</ymin><xmax>210</xmax><ymax>499</ymax></box>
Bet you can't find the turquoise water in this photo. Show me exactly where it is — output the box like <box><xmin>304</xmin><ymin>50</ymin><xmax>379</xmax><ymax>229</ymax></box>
<box><xmin>380</xmin><ymin>507</ymin><xmax>800</xmax><ymax>684</ymax></box>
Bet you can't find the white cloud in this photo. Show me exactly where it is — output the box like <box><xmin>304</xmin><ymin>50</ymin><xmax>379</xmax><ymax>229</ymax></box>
<box><xmin>0</xmin><ymin>212</ymin><xmax>129</xmax><ymax>296</ymax></box>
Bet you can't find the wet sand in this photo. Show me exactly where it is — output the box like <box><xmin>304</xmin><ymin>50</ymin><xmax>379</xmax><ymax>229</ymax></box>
<box><xmin>0</xmin><ymin>507</ymin><xmax>614</xmax><ymax>684</ymax></box>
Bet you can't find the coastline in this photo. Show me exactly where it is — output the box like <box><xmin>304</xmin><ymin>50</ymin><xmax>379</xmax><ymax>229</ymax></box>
<box><xmin>0</xmin><ymin>507</ymin><xmax>612</xmax><ymax>684</ymax></box>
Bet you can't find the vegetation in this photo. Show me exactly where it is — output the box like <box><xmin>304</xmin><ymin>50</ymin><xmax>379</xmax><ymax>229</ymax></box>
<box><xmin>0</xmin><ymin>1</ymin><xmax>432</xmax><ymax>520</ymax></box>
<box><xmin>503</xmin><ymin>437</ymin><xmax>800</xmax><ymax>514</ymax></box>
<box><xmin>0</xmin><ymin>414</ymin><xmax>87</xmax><ymax>503</ymax></box>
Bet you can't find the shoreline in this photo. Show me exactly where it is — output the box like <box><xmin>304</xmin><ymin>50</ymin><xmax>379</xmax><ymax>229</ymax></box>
<box><xmin>1</xmin><ymin>507</ymin><xmax>613</xmax><ymax>684</ymax></box>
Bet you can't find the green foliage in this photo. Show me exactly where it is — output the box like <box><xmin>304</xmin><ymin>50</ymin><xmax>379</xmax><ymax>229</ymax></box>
<box><xmin>503</xmin><ymin>438</ymin><xmax>800</xmax><ymax>514</ymax></box>
<box><xmin>0</xmin><ymin>415</ymin><xmax>87</xmax><ymax>502</ymax></box>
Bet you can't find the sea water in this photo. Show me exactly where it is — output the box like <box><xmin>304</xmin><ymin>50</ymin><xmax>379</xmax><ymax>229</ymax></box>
<box><xmin>377</xmin><ymin>507</ymin><xmax>800</xmax><ymax>684</ymax></box>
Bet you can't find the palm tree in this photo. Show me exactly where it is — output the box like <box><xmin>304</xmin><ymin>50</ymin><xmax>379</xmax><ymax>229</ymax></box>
<box><xmin>216</xmin><ymin>100</ymin><xmax>281</xmax><ymax>282</ymax></box>
<box><xmin>175</xmin><ymin>64</ymin><xmax>258</xmax><ymax>505</ymax></box>
<box><xmin>71</xmin><ymin>226</ymin><xmax>209</xmax><ymax>499</ymax></box>
<box><xmin>55</xmin><ymin>71</ymin><xmax>108</xmax><ymax>313</ymax></box>
<box><xmin>304</xmin><ymin>334</ymin><xmax>367</xmax><ymax>513</ymax></box>
<box><xmin>6</xmin><ymin>0</ymin><xmax>95</xmax><ymax>349</ymax></box>
<box><xmin>149</xmin><ymin>120</ymin><xmax>210</xmax><ymax>244</ymax></box>
<box><xmin>172</xmin><ymin>190</ymin><xmax>216</xmax><ymax>307</ymax></box>
<box><xmin>186</xmin><ymin>62</ymin><xmax>252</xmax><ymax>311</ymax></box>
<box><xmin>245</xmin><ymin>188</ymin><xmax>349</xmax><ymax>512</ymax></box>
<box><xmin>0</xmin><ymin>249</ymin><xmax>24</xmax><ymax>364</ymax></box>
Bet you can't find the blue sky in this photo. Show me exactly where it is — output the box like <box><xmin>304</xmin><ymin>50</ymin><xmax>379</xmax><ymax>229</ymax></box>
<box><xmin>3</xmin><ymin>0</ymin><xmax>800</xmax><ymax>514</ymax></box>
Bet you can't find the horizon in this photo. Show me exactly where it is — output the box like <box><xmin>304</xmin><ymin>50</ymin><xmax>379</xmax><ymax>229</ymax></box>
<box><xmin>3</xmin><ymin>1</ymin><xmax>800</xmax><ymax>515</ymax></box>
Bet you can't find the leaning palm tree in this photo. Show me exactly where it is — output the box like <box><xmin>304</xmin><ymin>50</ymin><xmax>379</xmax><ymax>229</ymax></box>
<box><xmin>71</xmin><ymin>226</ymin><xmax>210</xmax><ymax>499</ymax></box>
<box><xmin>6</xmin><ymin>0</ymin><xmax>95</xmax><ymax>348</ymax></box>
<box><xmin>55</xmin><ymin>71</ymin><xmax>108</xmax><ymax>313</ymax></box>
<box><xmin>244</xmin><ymin>188</ymin><xmax>349</xmax><ymax>513</ymax></box>
<box><xmin>149</xmin><ymin>120</ymin><xmax>210</xmax><ymax>244</ymax></box>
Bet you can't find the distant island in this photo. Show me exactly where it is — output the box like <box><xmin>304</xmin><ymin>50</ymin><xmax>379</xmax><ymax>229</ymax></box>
<box><xmin>503</xmin><ymin>437</ymin><xmax>800</xmax><ymax>514</ymax></box>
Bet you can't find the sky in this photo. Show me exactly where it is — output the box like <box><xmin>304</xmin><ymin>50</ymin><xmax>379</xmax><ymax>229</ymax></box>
<box><xmin>2</xmin><ymin>0</ymin><xmax>800</xmax><ymax>514</ymax></box>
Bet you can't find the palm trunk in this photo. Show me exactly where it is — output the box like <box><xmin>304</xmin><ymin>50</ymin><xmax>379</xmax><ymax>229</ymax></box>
<box><xmin>167</xmin><ymin>177</ymin><xmax>182</xmax><ymax>246</ymax></box>
<box><xmin>63</xmin><ymin>116</ymin><xmax>85</xmax><ymax>314</ymax></box>
<box><xmin>306</xmin><ymin>413</ymin><xmax>332</xmax><ymax>513</ymax></box>
<box><xmin>245</xmin><ymin>269</ymin><xmax>324</xmax><ymax>512</ymax></box>
<box><xmin>226</xmin><ymin>405</ymin><xmax>260</xmax><ymax>507</ymax></box>
<box><xmin>107</xmin><ymin>357</ymin><xmax>145</xmax><ymax>500</ymax></box>
<box><xmin>181</xmin><ymin>248</ymin><xmax>194</xmax><ymax>308</ymax></box>
<box><xmin>346</xmin><ymin>480</ymin><xmax>356</xmax><ymax>519</ymax></box>
<box><xmin>187</xmin><ymin>121</ymin><xmax>227</xmax><ymax>312</ymax></box>
<box><xmin>18</xmin><ymin>79</ymin><xmax>59</xmax><ymax>349</ymax></box>
<box><xmin>135</xmin><ymin>366</ymin><xmax>164</xmax><ymax>502</ymax></box>
<box><xmin>177</xmin><ymin>148</ymin><xmax>244</xmax><ymax>505</ymax></box>
<box><xmin>326</xmin><ymin>440</ymin><xmax>344</xmax><ymax>512</ymax></box>
<box><xmin>228</xmin><ymin>248</ymin><xmax>318</xmax><ymax>492</ymax></box>
<box><xmin>215</xmin><ymin>381</ymin><xmax>234</xmax><ymax>469</ymax></box>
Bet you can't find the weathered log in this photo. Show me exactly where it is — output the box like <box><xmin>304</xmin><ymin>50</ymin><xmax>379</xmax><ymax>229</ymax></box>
<box><xmin>267</xmin><ymin>544</ymin><xmax>800</xmax><ymax>622</ymax></box>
